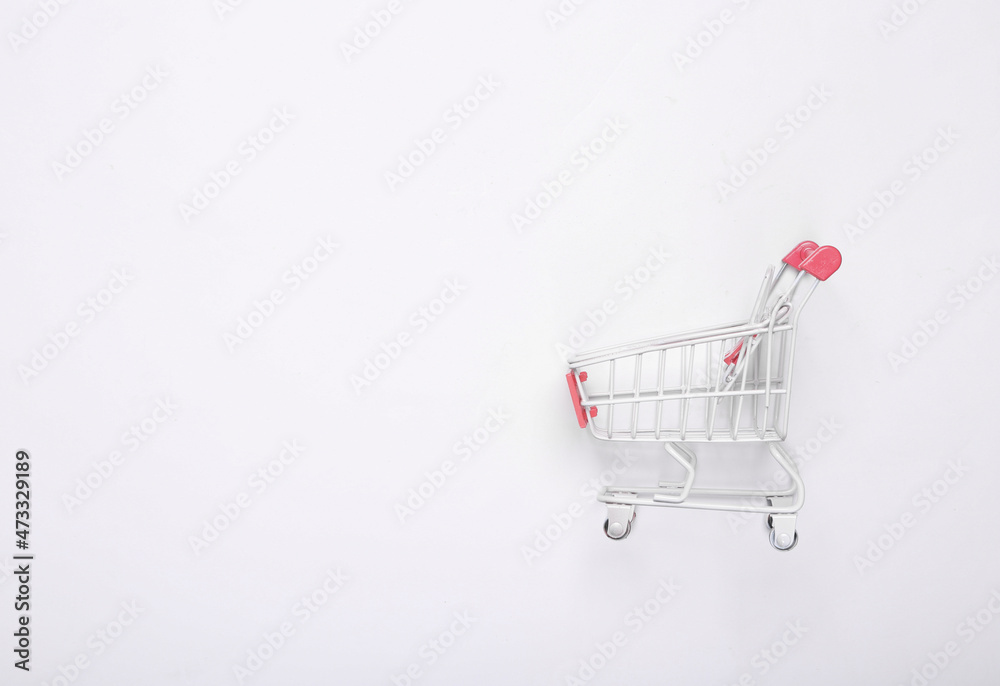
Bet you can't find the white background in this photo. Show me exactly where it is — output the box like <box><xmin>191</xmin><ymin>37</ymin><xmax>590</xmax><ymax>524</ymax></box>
<box><xmin>2</xmin><ymin>0</ymin><xmax>999</xmax><ymax>684</ymax></box>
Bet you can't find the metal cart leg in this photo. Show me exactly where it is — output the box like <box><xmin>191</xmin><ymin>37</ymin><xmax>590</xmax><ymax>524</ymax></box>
<box><xmin>765</xmin><ymin>443</ymin><xmax>802</xmax><ymax>550</ymax></box>
<box><xmin>655</xmin><ymin>443</ymin><xmax>697</xmax><ymax>502</ymax></box>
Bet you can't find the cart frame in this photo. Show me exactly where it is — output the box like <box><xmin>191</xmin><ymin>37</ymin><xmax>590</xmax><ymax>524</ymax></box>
<box><xmin>565</xmin><ymin>241</ymin><xmax>841</xmax><ymax>549</ymax></box>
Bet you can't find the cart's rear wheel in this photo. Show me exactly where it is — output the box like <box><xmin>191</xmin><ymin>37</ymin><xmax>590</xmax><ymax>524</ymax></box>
<box><xmin>603</xmin><ymin>518</ymin><xmax>632</xmax><ymax>540</ymax></box>
<box><xmin>769</xmin><ymin>527</ymin><xmax>798</xmax><ymax>551</ymax></box>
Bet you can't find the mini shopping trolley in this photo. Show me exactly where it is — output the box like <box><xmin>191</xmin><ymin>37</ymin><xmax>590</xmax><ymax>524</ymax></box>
<box><xmin>565</xmin><ymin>241</ymin><xmax>842</xmax><ymax>550</ymax></box>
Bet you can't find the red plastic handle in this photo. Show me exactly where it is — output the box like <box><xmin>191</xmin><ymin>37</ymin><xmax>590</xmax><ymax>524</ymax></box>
<box><xmin>781</xmin><ymin>241</ymin><xmax>842</xmax><ymax>280</ymax></box>
<box><xmin>782</xmin><ymin>241</ymin><xmax>818</xmax><ymax>269</ymax></box>
<box><xmin>799</xmin><ymin>245</ymin><xmax>842</xmax><ymax>281</ymax></box>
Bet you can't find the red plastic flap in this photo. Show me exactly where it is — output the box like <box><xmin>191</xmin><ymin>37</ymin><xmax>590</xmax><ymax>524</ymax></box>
<box><xmin>782</xmin><ymin>241</ymin><xmax>818</xmax><ymax>269</ymax></box>
<box><xmin>799</xmin><ymin>245</ymin><xmax>842</xmax><ymax>281</ymax></box>
<box><xmin>565</xmin><ymin>371</ymin><xmax>589</xmax><ymax>428</ymax></box>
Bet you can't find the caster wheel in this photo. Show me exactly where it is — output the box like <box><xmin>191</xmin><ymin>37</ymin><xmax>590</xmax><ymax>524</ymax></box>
<box><xmin>603</xmin><ymin>518</ymin><xmax>632</xmax><ymax>540</ymax></box>
<box><xmin>769</xmin><ymin>527</ymin><xmax>798</xmax><ymax>551</ymax></box>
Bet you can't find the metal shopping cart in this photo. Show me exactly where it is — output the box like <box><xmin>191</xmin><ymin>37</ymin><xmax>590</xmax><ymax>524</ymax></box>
<box><xmin>565</xmin><ymin>241</ymin><xmax>842</xmax><ymax>550</ymax></box>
